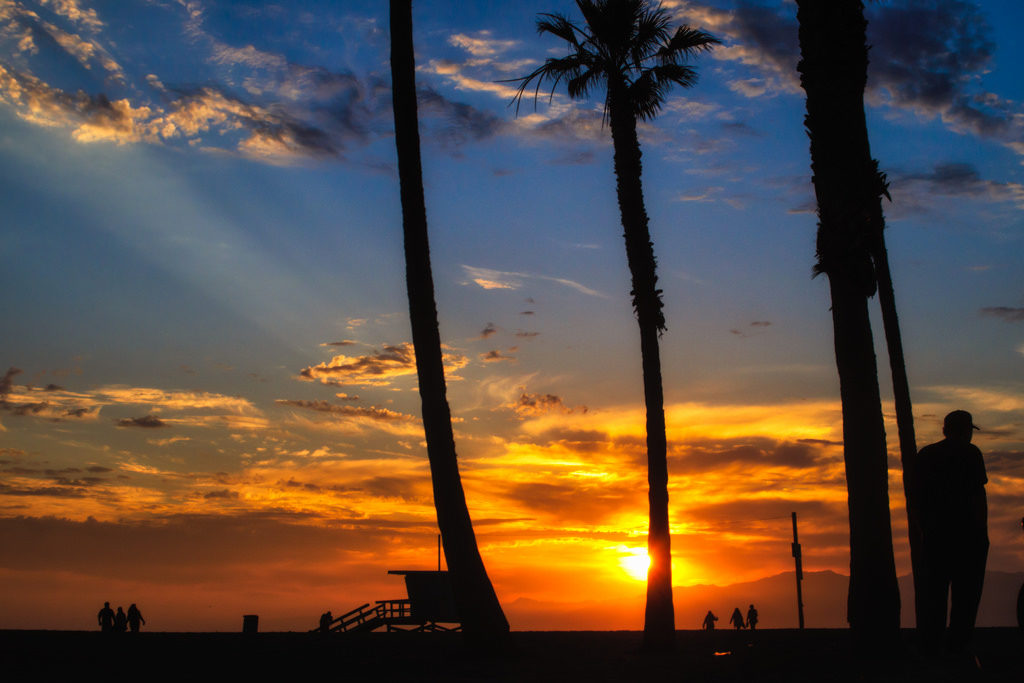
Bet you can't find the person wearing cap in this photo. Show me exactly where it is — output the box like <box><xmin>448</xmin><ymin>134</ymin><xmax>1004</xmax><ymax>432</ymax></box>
<box><xmin>916</xmin><ymin>409</ymin><xmax>988</xmax><ymax>653</ymax></box>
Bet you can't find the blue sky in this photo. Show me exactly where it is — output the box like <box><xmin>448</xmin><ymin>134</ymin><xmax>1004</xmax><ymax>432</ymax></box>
<box><xmin>0</xmin><ymin>0</ymin><xmax>1022</xmax><ymax>631</ymax></box>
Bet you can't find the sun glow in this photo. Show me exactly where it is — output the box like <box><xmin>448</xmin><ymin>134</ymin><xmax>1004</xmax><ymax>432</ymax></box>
<box><xmin>618</xmin><ymin>546</ymin><xmax>650</xmax><ymax>581</ymax></box>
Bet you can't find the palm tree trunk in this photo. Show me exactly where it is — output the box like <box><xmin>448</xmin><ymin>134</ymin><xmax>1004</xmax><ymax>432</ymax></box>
<box><xmin>389</xmin><ymin>0</ymin><xmax>509</xmax><ymax>644</ymax></box>
<box><xmin>870</xmin><ymin>209</ymin><xmax>924</xmax><ymax>630</ymax></box>
<box><xmin>796</xmin><ymin>0</ymin><xmax>900</xmax><ymax>649</ymax></box>
<box><xmin>608</xmin><ymin>82</ymin><xmax>674</xmax><ymax>651</ymax></box>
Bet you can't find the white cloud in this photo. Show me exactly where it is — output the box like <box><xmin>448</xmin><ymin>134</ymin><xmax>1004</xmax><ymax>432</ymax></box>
<box><xmin>460</xmin><ymin>265</ymin><xmax>606</xmax><ymax>298</ymax></box>
<box><xmin>448</xmin><ymin>31</ymin><xmax>518</xmax><ymax>58</ymax></box>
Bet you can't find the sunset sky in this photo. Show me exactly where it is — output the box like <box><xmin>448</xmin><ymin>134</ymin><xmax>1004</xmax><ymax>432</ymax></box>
<box><xmin>1</xmin><ymin>0</ymin><xmax>1022</xmax><ymax>632</ymax></box>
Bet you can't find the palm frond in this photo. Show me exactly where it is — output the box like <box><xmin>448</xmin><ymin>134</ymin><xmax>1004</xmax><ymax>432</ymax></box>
<box><xmin>536</xmin><ymin>12</ymin><xmax>583</xmax><ymax>47</ymax></box>
<box><xmin>628</xmin><ymin>63</ymin><xmax>698</xmax><ymax>120</ymax></box>
<box><xmin>657</xmin><ymin>25</ymin><xmax>720</xmax><ymax>64</ymax></box>
<box><xmin>651</xmin><ymin>63</ymin><xmax>699</xmax><ymax>89</ymax></box>
<box><xmin>567</xmin><ymin>64</ymin><xmax>605</xmax><ymax>100</ymax></box>
<box><xmin>506</xmin><ymin>53</ymin><xmax>588</xmax><ymax>116</ymax></box>
<box><xmin>632</xmin><ymin>4</ymin><xmax>673</xmax><ymax>66</ymax></box>
<box><xmin>629</xmin><ymin>70</ymin><xmax>668</xmax><ymax>120</ymax></box>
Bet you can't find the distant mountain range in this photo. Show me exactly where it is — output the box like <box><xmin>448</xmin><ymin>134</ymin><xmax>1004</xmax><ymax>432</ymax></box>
<box><xmin>506</xmin><ymin>570</ymin><xmax>1024</xmax><ymax>631</ymax></box>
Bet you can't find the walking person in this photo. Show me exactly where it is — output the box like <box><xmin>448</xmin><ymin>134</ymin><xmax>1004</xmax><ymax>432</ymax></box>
<box><xmin>746</xmin><ymin>604</ymin><xmax>759</xmax><ymax>631</ymax></box>
<box><xmin>729</xmin><ymin>606</ymin><xmax>745</xmax><ymax>630</ymax></box>
<box><xmin>127</xmin><ymin>603</ymin><xmax>145</xmax><ymax>633</ymax></box>
<box><xmin>702</xmin><ymin>610</ymin><xmax>718</xmax><ymax>631</ymax></box>
<box><xmin>114</xmin><ymin>606</ymin><xmax>128</xmax><ymax>633</ymax></box>
<box><xmin>97</xmin><ymin>601</ymin><xmax>115</xmax><ymax>633</ymax></box>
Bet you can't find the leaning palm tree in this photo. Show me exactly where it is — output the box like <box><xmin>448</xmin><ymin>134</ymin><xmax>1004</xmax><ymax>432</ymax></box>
<box><xmin>510</xmin><ymin>0</ymin><xmax>717</xmax><ymax>651</ymax></box>
<box><xmin>389</xmin><ymin>0</ymin><xmax>509</xmax><ymax>643</ymax></box>
<box><xmin>868</xmin><ymin>165</ymin><xmax>925</xmax><ymax>632</ymax></box>
<box><xmin>795</xmin><ymin>0</ymin><xmax>900</xmax><ymax>649</ymax></box>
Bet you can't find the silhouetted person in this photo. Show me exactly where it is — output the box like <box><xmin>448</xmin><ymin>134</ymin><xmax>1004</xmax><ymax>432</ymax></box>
<box><xmin>319</xmin><ymin>610</ymin><xmax>333</xmax><ymax>633</ymax></box>
<box><xmin>746</xmin><ymin>604</ymin><xmax>758</xmax><ymax>631</ymax></box>
<box><xmin>114</xmin><ymin>606</ymin><xmax>128</xmax><ymax>633</ymax></box>
<box><xmin>127</xmin><ymin>603</ymin><xmax>145</xmax><ymax>633</ymax></box>
<box><xmin>702</xmin><ymin>610</ymin><xmax>718</xmax><ymax>631</ymax></box>
<box><xmin>918</xmin><ymin>410</ymin><xmax>988</xmax><ymax>653</ymax></box>
<box><xmin>729</xmin><ymin>607</ymin><xmax>745</xmax><ymax>630</ymax></box>
<box><xmin>98</xmin><ymin>601</ymin><xmax>115</xmax><ymax>632</ymax></box>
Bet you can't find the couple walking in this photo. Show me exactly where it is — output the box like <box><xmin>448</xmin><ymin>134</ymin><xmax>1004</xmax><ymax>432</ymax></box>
<box><xmin>98</xmin><ymin>602</ymin><xmax>145</xmax><ymax>633</ymax></box>
<box><xmin>729</xmin><ymin>604</ymin><xmax>758</xmax><ymax>630</ymax></box>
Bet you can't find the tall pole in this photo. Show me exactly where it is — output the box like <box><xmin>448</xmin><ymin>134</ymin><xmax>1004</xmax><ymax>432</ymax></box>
<box><xmin>792</xmin><ymin>512</ymin><xmax>805</xmax><ymax>629</ymax></box>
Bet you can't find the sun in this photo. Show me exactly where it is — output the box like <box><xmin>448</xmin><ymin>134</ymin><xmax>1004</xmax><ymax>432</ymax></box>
<box><xmin>619</xmin><ymin>547</ymin><xmax>651</xmax><ymax>581</ymax></box>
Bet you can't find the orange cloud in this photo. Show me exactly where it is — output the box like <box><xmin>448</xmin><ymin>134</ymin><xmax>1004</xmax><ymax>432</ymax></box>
<box><xmin>299</xmin><ymin>342</ymin><xmax>469</xmax><ymax>387</ymax></box>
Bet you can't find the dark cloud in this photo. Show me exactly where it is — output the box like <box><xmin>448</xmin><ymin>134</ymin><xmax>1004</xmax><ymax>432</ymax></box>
<box><xmin>865</xmin><ymin>0</ymin><xmax>1012</xmax><ymax>139</ymax></box>
<box><xmin>515</xmin><ymin>331</ymin><xmax>540</xmax><ymax>338</ymax></box>
<box><xmin>551</xmin><ymin>149</ymin><xmax>597</xmax><ymax>165</ymax></box>
<box><xmin>203</xmin><ymin>489</ymin><xmax>239</xmax><ymax>500</ymax></box>
<box><xmin>275</xmin><ymin>399</ymin><xmax>415</xmax><ymax>422</ymax></box>
<box><xmin>898</xmin><ymin>162</ymin><xmax>980</xmax><ymax>192</ymax></box>
<box><xmin>0</xmin><ymin>367</ymin><xmax>22</xmax><ymax>398</ymax></box>
<box><xmin>510</xmin><ymin>392</ymin><xmax>575</xmax><ymax>417</ymax></box>
<box><xmin>672</xmin><ymin>439</ymin><xmax>825</xmax><ymax>473</ymax></box>
<box><xmin>346</xmin><ymin>476</ymin><xmax>418</xmax><ymax>501</ymax></box>
<box><xmin>11</xmin><ymin>401</ymin><xmax>48</xmax><ymax>416</ymax></box>
<box><xmin>980</xmin><ymin>307</ymin><xmax>1024</xmax><ymax>323</ymax></box>
<box><xmin>416</xmin><ymin>86</ymin><xmax>505</xmax><ymax>146</ymax></box>
<box><xmin>890</xmin><ymin>162</ymin><xmax>1024</xmax><ymax>210</ymax></box>
<box><xmin>730</xmin><ymin>320</ymin><xmax>772</xmax><ymax>338</ymax></box>
<box><xmin>526</xmin><ymin>107</ymin><xmax>605</xmax><ymax>146</ymax></box>
<box><xmin>731</xmin><ymin>1</ymin><xmax>801</xmax><ymax>77</ymax></box>
<box><xmin>703</xmin><ymin>1</ymin><xmax>1022</xmax><ymax>151</ymax></box>
<box><xmin>481</xmin><ymin>349</ymin><xmax>515</xmax><ymax>363</ymax></box>
<box><xmin>984</xmin><ymin>450</ymin><xmax>1024</xmax><ymax>476</ymax></box>
<box><xmin>480</xmin><ymin>322</ymin><xmax>497</xmax><ymax>339</ymax></box>
<box><xmin>797</xmin><ymin>438</ymin><xmax>843</xmax><ymax>448</ymax></box>
<box><xmin>0</xmin><ymin>482</ymin><xmax>87</xmax><ymax>498</ymax></box>
<box><xmin>501</xmin><ymin>481</ymin><xmax>641</xmax><ymax>524</ymax></box>
<box><xmin>685</xmin><ymin>498</ymin><xmax>840</xmax><ymax>527</ymax></box>
<box><xmin>46</xmin><ymin>475</ymin><xmax>107</xmax><ymax>488</ymax></box>
<box><xmin>116</xmin><ymin>415</ymin><xmax>167</xmax><ymax>428</ymax></box>
<box><xmin>323</xmin><ymin>340</ymin><xmax>357</xmax><ymax>346</ymax></box>
<box><xmin>720</xmin><ymin>121</ymin><xmax>762</xmax><ymax>137</ymax></box>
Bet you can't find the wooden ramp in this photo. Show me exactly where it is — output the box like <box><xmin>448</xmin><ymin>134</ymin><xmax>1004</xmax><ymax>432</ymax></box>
<box><xmin>317</xmin><ymin>570</ymin><xmax>462</xmax><ymax>633</ymax></box>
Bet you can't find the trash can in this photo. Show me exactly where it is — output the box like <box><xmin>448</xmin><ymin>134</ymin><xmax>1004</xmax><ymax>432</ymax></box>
<box><xmin>242</xmin><ymin>614</ymin><xmax>258</xmax><ymax>633</ymax></box>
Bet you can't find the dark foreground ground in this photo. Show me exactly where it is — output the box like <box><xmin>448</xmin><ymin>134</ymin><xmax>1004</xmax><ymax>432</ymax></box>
<box><xmin>1</xmin><ymin>628</ymin><xmax>1021</xmax><ymax>682</ymax></box>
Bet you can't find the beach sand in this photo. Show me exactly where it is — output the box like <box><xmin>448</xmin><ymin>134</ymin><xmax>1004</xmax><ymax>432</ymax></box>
<box><xmin>1</xmin><ymin>628</ymin><xmax>1020</xmax><ymax>681</ymax></box>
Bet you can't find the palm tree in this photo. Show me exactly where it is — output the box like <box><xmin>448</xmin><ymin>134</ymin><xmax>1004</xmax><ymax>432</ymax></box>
<box><xmin>389</xmin><ymin>0</ymin><xmax>509</xmax><ymax>644</ymax></box>
<box><xmin>868</xmin><ymin>167</ymin><xmax>925</xmax><ymax>631</ymax></box>
<box><xmin>510</xmin><ymin>0</ymin><xmax>717</xmax><ymax>651</ymax></box>
<box><xmin>795</xmin><ymin>0</ymin><xmax>900</xmax><ymax>648</ymax></box>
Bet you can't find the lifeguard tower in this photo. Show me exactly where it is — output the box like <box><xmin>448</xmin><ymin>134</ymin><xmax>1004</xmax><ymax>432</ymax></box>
<box><xmin>321</xmin><ymin>570</ymin><xmax>461</xmax><ymax>633</ymax></box>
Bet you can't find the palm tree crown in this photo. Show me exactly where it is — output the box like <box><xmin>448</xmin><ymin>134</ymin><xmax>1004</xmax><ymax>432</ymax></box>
<box><xmin>511</xmin><ymin>0</ymin><xmax>719</xmax><ymax>126</ymax></box>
